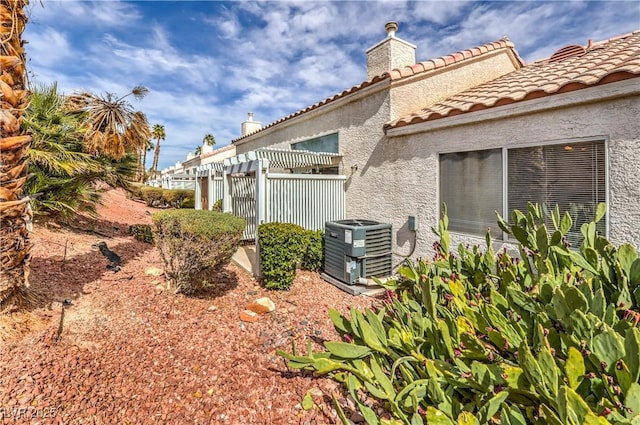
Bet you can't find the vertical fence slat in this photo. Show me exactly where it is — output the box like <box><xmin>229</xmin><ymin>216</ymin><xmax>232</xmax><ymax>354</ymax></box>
<box><xmin>266</xmin><ymin>174</ymin><xmax>345</xmax><ymax>231</ymax></box>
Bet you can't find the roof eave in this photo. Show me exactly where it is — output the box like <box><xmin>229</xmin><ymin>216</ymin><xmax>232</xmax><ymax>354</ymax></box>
<box><xmin>385</xmin><ymin>76</ymin><xmax>640</xmax><ymax>137</ymax></box>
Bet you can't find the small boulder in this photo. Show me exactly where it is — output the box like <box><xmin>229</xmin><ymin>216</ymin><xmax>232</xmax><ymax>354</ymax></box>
<box><xmin>240</xmin><ymin>310</ymin><xmax>260</xmax><ymax>323</ymax></box>
<box><xmin>145</xmin><ymin>267</ymin><xmax>164</xmax><ymax>277</ymax></box>
<box><xmin>246</xmin><ymin>297</ymin><xmax>276</xmax><ymax>314</ymax></box>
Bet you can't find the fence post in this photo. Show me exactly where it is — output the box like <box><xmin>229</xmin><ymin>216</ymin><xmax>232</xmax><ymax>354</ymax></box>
<box><xmin>207</xmin><ymin>169</ymin><xmax>214</xmax><ymax>210</ymax></box>
<box><xmin>194</xmin><ymin>168</ymin><xmax>202</xmax><ymax>210</ymax></box>
<box><xmin>253</xmin><ymin>158</ymin><xmax>269</xmax><ymax>279</ymax></box>
<box><xmin>222</xmin><ymin>167</ymin><xmax>232</xmax><ymax>213</ymax></box>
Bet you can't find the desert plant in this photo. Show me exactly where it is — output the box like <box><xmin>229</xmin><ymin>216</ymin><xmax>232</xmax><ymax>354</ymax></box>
<box><xmin>64</xmin><ymin>86</ymin><xmax>151</xmax><ymax>160</ymax></box>
<box><xmin>128</xmin><ymin>224</ymin><xmax>153</xmax><ymax>244</ymax></box>
<box><xmin>258</xmin><ymin>222</ymin><xmax>310</xmax><ymax>290</ymax></box>
<box><xmin>279</xmin><ymin>203</ymin><xmax>640</xmax><ymax>424</ymax></box>
<box><xmin>151</xmin><ymin>210</ymin><xmax>244</xmax><ymax>294</ymax></box>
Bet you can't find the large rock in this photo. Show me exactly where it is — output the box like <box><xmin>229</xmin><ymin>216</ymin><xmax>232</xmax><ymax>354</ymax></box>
<box><xmin>239</xmin><ymin>310</ymin><xmax>260</xmax><ymax>323</ymax></box>
<box><xmin>246</xmin><ymin>297</ymin><xmax>276</xmax><ymax>314</ymax></box>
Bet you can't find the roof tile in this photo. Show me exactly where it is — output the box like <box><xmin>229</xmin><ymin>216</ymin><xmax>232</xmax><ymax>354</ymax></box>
<box><xmin>386</xmin><ymin>30</ymin><xmax>640</xmax><ymax>130</ymax></box>
<box><xmin>232</xmin><ymin>37</ymin><xmax>522</xmax><ymax>143</ymax></box>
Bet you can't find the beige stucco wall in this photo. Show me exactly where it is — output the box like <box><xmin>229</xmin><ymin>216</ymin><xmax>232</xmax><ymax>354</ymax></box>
<box><xmin>235</xmin><ymin>84</ymin><xmax>392</xmax><ymax>178</ymax></box>
<box><xmin>389</xmin><ymin>50</ymin><xmax>520</xmax><ymax>120</ymax></box>
<box><xmin>231</xmin><ymin>54</ymin><xmax>639</xmax><ymax>265</ymax></box>
<box><xmin>367</xmin><ymin>37</ymin><xmax>416</xmax><ymax>80</ymax></box>
<box><xmin>380</xmin><ymin>87</ymin><xmax>640</xmax><ymax>261</ymax></box>
<box><xmin>234</xmin><ymin>52</ymin><xmax>519</xmax><ymax>232</ymax></box>
<box><xmin>200</xmin><ymin>144</ymin><xmax>236</xmax><ymax>166</ymax></box>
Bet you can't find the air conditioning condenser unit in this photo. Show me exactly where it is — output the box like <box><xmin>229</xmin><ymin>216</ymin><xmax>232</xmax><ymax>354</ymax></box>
<box><xmin>324</xmin><ymin>219</ymin><xmax>392</xmax><ymax>285</ymax></box>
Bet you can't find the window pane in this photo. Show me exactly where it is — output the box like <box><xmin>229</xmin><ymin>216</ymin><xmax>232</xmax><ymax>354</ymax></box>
<box><xmin>440</xmin><ymin>149</ymin><xmax>503</xmax><ymax>238</ymax></box>
<box><xmin>508</xmin><ymin>141</ymin><xmax>606</xmax><ymax>247</ymax></box>
<box><xmin>291</xmin><ymin>133</ymin><xmax>339</xmax><ymax>153</ymax></box>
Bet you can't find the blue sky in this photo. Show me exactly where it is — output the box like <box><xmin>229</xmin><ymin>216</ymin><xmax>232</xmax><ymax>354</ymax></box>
<box><xmin>24</xmin><ymin>1</ymin><xmax>639</xmax><ymax>171</ymax></box>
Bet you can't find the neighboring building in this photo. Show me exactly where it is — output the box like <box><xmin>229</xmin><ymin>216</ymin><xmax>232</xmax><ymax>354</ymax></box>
<box><xmin>150</xmin><ymin>143</ymin><xmax>236</xmax><ymax>190</ymax></box>
<box><xmin>229</xmin><ymin>23</ymin><xmax>640</xmax><ymax>258</ymax></box>
<box><xmin>200</xmin><ymin>143</ymin><xmax>236</xmax><ymax>166</ymax></box>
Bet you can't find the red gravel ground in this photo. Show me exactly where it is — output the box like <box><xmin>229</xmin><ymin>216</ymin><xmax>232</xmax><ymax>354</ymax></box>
<box><xmin>0</xmin><ymin>189</ymin><xmax>379</xmax><ymax>424</ymax></box>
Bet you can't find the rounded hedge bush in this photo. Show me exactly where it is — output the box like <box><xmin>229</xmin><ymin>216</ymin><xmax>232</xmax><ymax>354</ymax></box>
<box><xmin>258</xmin><ymin>222</ymin><xmax>310</xmax><ymax>290</ymax></box>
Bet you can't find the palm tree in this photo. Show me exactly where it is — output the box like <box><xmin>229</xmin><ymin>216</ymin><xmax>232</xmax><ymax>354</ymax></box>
<box><xmin>22</xmin><ymin>83</ymin><xmax>139</xmax><ymax>218</ymax></box>
<box><xmin>65</xmin><ymin>86</ymin><xmax>151</xmax><ymax>160</ymax></box>
<box><xmin>194</xmin><ymin>146</ymin><xmax>202</xmax><ymax>156</ymax></box>
<box><xmin>140</xmin><ymin>139</ymin><xmax>154</xmax><ymax>182</ymax></box>
<box><xmin>23</xmin><ymin>83</ymin><xmax>104</xmax><ymax>218</ymax></box>
<box><xmin>0</xmin><ymin>0</ymin><xmax>33</xmax><ymax>310</ymax></box>
<box><xmin>150</xmin><ymin>124</ymin><xmax>165</xmax><ymax>177</ymax></box>
<box><xmin>203</xmin><ymin>133</ymin><xmax>215</xmax><ymax>147</ymax></box>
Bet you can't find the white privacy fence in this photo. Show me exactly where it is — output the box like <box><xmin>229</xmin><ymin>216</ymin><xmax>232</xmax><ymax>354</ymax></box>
<box><xmin>195</xmin><ymin>148</ymin><xmax>345</xmax><ymax>241</ymax></box>
<box><xmin>147</xmin><ymin>173</ymin><xmax>196</xmax><ymax>190</ymax></box>
<box><xmin>231</xmin><ymin>176</ymin><xmax>257</xmax><ymax>240</ymax></box>
<box><xmin>267</xmin><ymin>173</ymin><xmax>345</xmax><ymax>232</ymax></box>
<box><xmin>195</xmin><ymin>162</ymin><xmax>225</xmax><ymax>211</ymax></box>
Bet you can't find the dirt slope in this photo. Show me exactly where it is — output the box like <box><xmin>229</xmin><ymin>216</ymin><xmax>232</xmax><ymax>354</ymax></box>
<box><xmin>0</xmin><ymin>189</ymin><xmax>378</xmax><ymax>424</ymax></box>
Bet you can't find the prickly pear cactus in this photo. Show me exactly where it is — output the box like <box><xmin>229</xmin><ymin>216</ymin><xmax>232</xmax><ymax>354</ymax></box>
<box><xmin>279</xmin><ymin>203</ymin><xmax>640</xmax><ymax>425</ymax></box>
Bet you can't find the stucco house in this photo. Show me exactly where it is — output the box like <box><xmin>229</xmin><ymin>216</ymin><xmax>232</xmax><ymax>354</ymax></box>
<box><xmin>231</xmin><ymin>23</ymin><xmax>640</xmax><ymax>259</ymax></box>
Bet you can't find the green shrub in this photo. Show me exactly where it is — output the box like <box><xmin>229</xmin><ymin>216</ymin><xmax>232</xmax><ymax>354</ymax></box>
<box><xmin>139</xmin><ymin>186</ymin><xmax>165</xmax><ymax>207</ymax></box>
<box><xmin>279</xmin><ymin>203</ymin><xmax>640</xmax><ymax>424</ymax></box>
<box><xmin>162</xmin><ymin>188</ymin><xmax>194</xmax><ymax>208</ymax></box>
<box><xmin>128</xmin><ymin>223</ymin><xmax>154</xmax><ymax>244</ymax></box>
<box><xmin>212</xmin><ymin>198</ymin><xmax>223</xmax><ymax>212</ymax></box>
<box><xmin>180</xmin><ymin>196</ymin><xmax>195</xmax><ymax>209</ymax></box>
<box><xmin>258</xmin><ymin>222</ymin><xmax>310</xmax><ymax>290</ymax></box>
<box><xmin>126</xmin><ymin>183</ymin><xmax>144</xmax><ymax>201</ymax></box>
<box><xmin>135</xmin><ymin>185</ymin><xmax>194</xmax><ymax>208</ymax></box>
<box><xmin>301</xmin><ymin>229</ymin><xmax>324</xmax><ymax>272</ymax></box>
<box><xmin>152</xmin><ymin>210</ymin><xmax>245</xmax><ymax>294</ymax></box>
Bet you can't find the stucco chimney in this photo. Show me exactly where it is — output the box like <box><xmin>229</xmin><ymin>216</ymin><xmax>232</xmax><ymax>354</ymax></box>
<box><xmin>366</xmin><ymin>21</ymin><xmax>416</xmax><ymax>80</ymax></box>
<box><xmin>241</xmin><ymin>112</ymin><xmax>262</xmax><ymax>137</ymax></box>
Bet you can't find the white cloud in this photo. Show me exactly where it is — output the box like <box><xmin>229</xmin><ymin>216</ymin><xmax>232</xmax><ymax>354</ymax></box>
<box><xmin>24</xmin><ymin>27</ymin><xmax>72</xmax><ymax>67</ymax></box>
<box><xmin>21</xmin><ymin>0</ymin><xmax>640</xmax><ymax>170</ymax></box>
<box><xmin>411</xmin><ymin>1</ymin><xmax>470</xmax><ymax>25</ymax></box>
<box><xmin>28</xmin><ymin>0</ymin><xmax>141</xmax><ymax>28</ymax></box>
<box><xmin>90</xmin><ymin>29</ymin><xmax>222</xmax><ymax>89</ymax></box>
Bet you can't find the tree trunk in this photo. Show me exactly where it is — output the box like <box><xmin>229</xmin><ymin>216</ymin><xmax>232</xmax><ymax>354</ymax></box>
<box><xmin>142</xmin><ymin>147</ymin><xmax>149</xmax><ymax>181</ymax></box>
<box><xmin>0</xmin><ymin>0</ymin><xmax>33</xmax><ymax>311</ymax></box>
<box><xmin>136</xmin><ymin>147</ymin><xmax>143</xmax><ymax>182</ymax></box>
<box><xmin>151</xmin><ymin>140</ymin><xmax>161</xmax><ymax>177</ymax></box>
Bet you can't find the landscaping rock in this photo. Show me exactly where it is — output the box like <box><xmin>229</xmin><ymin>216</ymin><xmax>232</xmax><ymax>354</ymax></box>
<box><xmin>246</xmin><ymin>297</ymin><xmax>276</xmax><ymax>314</ymax></box>
<box><xmin>239</xmin><ymin>310</ymin><xmax>260</xmax><ymax>323</ymax></box>
<box><xmin>0</xmin><ymin>188</ymin><xmax>380</xmax><ymax>425</ymax></box>
<box><xmin>145</xmin><ymin>267</ymin><xmax>164</xmax><ymax>277</ymax></box>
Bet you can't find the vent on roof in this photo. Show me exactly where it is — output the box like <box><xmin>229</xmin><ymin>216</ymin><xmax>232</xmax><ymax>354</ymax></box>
<box><xmin>548</xmin><ymin>44</ymin><xmax>587</xmax><ymax>63</ymax></box>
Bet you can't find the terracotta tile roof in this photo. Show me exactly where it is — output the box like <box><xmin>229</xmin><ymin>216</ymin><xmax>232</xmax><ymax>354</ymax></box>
<box><xmin>387</xmin><ymin>30</ymin><xmax>640</xmax><ymax>130</ymax></box>
<box><xmin>387</xmin><ymin>38</ymin><xmax>521</xmax><ymax>80</ymax></box>
<box><xmin>232</xmin><ymin>38</ymin><xmax>520</xmax><ymax>144</ymax></box>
